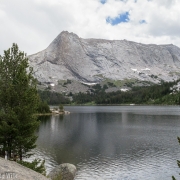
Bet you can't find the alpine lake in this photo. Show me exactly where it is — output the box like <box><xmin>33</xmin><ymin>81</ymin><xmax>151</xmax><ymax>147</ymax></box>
<box><xmin>32</xmin><ymin>106</ymin><xmax>180</xmax><ymax>180</ymax></box>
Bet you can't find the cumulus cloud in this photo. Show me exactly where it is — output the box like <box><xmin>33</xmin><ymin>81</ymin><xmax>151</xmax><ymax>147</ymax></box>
<box><xmin>0</xmin><ymin>0</ymin><xmax>180</xmax><ymax>55</ymax></box>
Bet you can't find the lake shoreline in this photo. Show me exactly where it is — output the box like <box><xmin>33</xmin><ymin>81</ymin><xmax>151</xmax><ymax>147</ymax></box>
<box><xmin>36</xmin><ymin>110</ymin><xmax>70</xmax><ymax>116</ymax></box>
<box><xmin>61</xmin><ymin>104</ymin><xmax>180</xmax><ymax>107</ymax></box>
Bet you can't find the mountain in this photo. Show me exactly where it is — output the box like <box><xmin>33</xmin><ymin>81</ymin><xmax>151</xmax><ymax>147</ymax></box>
<box><xmin>28</xmin><ymin>31</ymin><xmax>180</xmax><ymax>93</ymax></box>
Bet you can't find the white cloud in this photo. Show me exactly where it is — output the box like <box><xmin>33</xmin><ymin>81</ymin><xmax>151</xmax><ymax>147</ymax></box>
<box><xmin>0</xmin><ymin>0</ymin><xmax>180</xmax><ymax>55</ymax></box>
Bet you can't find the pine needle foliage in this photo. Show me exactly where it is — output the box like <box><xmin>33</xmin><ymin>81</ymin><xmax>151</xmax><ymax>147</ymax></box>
<box><xmin>0</xmin><ymin>43</ymin><xmax>39</xmax><ymax>161</ymax></box>
<box><xmin>18</xmin><ymin>158</ymin><xmax>46</xmax><ymax>175</ymax></box>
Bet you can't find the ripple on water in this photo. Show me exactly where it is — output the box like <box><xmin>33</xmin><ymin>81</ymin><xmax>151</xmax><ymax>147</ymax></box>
<box><xmin>27</xmin><ymin>148</ymin><xmax>58</xmax><ymax>174</ymax></box>
<box><xmin>75</xmin><ymin>146</ymin><xmax>180</xmax><ymax>180</ymax></box>
<box><xmin>35</xmin><ymin>106</ymin><xmax>180</xmax><ymax>179</ymax></box>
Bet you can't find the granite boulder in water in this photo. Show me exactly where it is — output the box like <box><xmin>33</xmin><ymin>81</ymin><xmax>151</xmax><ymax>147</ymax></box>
<box><xmin>48</xmin><ymin>163</ymin><xmax>77</xmax><ymax>180</ymax></box>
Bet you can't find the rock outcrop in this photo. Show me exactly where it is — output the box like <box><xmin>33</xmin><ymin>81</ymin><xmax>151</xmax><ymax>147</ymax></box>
<box><xmin>0</xmin><ymin>158</ymin><xmax>76</xmax><ymax>180</ymax></box>
<box><xmin>0</xmin><ymin>157</ymin><xmax>49</xmax><ymax>180</ymax></box>
<box><xmin>28</xmin><ymin>31</ymin><xmax>180</xmax><ymax>86</ymax></box>
<box><xmin>48</xmin><ymin>163</ymin><xmax>77</xmax><ymax>180</ymax></box>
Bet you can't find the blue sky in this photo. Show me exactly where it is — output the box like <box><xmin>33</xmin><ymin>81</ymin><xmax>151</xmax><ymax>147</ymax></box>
<box><xmin>106</xmin><ymin>12</ymin><xmax>130</xmax><ymax>25</ymax></box>
<box><xmin>100</xmin><ymin>0</ymin><xmax>107</xmax><ymax>4</ymax></box>
<box><xmin>139</xmin><ymin>20</ymin><xmax>146</xmax><ymax>24</ymax></box>
<box><xmin>0</xmin><ymin>0</ymin><xmax>180</xmax><ymax>55</ymax></box>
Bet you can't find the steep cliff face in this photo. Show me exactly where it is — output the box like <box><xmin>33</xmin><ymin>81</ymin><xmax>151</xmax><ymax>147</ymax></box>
<box><xmin>28</xmin><ymin>31</ymin><xmax>180</xmax><ymax>85</ymax></box>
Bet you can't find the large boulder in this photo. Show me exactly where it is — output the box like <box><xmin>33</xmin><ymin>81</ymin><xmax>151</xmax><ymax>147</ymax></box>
<box><xmin>48</xmin><ymin>163</ymin><xmax>76</xmax><ymax>180</ymax></box>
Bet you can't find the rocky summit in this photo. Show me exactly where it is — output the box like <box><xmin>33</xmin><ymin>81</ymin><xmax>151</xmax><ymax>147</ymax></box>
<box><xmin>28</xmin><ymin>31</ymin><xmax>180</xmax><ymax>92</ymax></box>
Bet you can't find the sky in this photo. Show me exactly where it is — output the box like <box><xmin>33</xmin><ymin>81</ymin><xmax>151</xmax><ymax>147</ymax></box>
<box><xmin>0</xmin><ymin>0</ymin><xmax>180</xmax><ymax>55</ymax></box>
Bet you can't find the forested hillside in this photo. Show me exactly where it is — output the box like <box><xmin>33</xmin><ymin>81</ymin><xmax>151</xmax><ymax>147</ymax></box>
<box><xmin>38</xmin><ymin>80</ymin><xmax>180</xmax><ymax>105</ymax></box>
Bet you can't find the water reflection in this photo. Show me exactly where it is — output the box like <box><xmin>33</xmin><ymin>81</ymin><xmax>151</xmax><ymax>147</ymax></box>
<box><xmin>35</xmin><ymin>106</ymin><xmax>180</xmax><ymax>179</ymax></box>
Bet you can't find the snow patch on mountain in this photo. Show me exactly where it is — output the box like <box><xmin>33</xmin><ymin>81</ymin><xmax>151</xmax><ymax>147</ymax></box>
<box><xmin>28</xmin><ymin>31</ymin><xmax>180</xmax><ymax>86</ymax></box>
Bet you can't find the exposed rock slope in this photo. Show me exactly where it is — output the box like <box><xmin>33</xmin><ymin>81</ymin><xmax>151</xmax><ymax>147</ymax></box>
<box><xmin>0</xmin><ymin>157</ymin><xmax>49</xmax><ymax>180</ymax></box>
<box><xmin>28</xmin><ymin>31</ymin><xmax>180</xmax><ymax>85</ymax></box>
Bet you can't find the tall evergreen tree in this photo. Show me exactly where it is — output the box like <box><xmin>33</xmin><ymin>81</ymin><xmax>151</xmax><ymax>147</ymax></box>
<box><xmin>0</xmin><ymin>43</ymin><xmax>39</xmax><ymax>161</ymax></box>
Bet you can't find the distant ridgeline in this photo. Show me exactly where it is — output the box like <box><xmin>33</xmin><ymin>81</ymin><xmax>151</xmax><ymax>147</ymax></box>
<box><xmin>29</xmin><ymin>31</ymin><xmax>180</xmax><ymax>105</ymax></box>
<box><xmin>38</xmin><ymin>79</ymin><xmax>180</xmax><ymax>105</ymax></box>
<box><xmin>28</xmin><ymin>31</ymin><xmax>180</xmax><ymax>86</ymax></box>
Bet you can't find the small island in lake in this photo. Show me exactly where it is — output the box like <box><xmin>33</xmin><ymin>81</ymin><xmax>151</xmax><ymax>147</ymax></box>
<box><xmin>37</xmin><ymin>104</ymin><xmax>70</xmax><ymax>116</ymax></box>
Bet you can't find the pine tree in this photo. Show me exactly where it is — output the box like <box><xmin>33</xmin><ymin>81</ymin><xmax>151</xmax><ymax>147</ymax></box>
<box><xmin>59</xmin><ymin>104</ymin><xmax>64</xmax><ymax>112</ymax></box>
<box><xmin>0</xmin><ymin>43</ymin><xmax>39</xmax><ymax>161</ymax></box>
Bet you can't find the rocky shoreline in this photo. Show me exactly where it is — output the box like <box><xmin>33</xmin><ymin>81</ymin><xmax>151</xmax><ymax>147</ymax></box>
<box><xmin>36</xmin><ymin>110</ymin><xmax>70</xmax><ymax>116</ymax></box>
<box><xmin>0</xmin><ymin>157</ymin><xmax>49</xmax><ymax>180</ymax></box>
<box><xmin>51</xmin><ymin>110</ymin><xmax>70</xmax><ymax>115</ymax></box>
<box><xmin>0</xmin><ymin>157</ymin><xmax>76</xmax><ymax>180</ymax></box>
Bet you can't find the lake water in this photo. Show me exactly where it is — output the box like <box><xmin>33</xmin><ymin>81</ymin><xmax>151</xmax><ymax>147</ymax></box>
<box><xmin>34</xmin><ymin>106</ymin><xmax>180</xmax><ymax>180</ymax></box>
